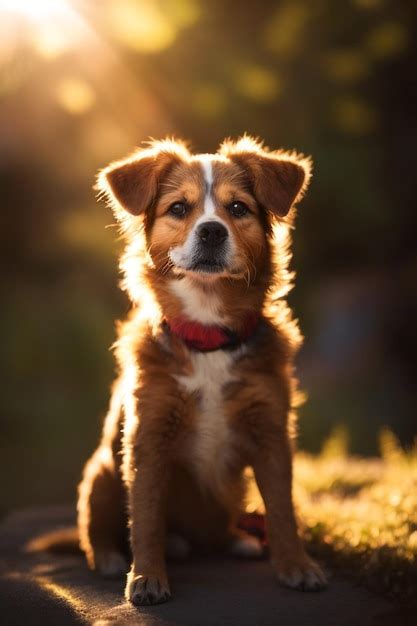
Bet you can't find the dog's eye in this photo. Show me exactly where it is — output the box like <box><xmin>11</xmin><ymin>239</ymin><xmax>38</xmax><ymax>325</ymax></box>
<box><xmin>227</xmin><ymin>201</ymin><xmax>249</xmax><ymax>218</ymax></box>
<box><xmin>168</xmin><ymin>202</ymin><xmax>188</xmax><ymax>218</ymax></box>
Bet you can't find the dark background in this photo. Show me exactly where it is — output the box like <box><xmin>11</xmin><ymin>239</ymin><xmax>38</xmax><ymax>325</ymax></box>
<box><xmin>1</xmin><ymin>0</ymin><xmax>416</xmax><ymax>515</ymax></box>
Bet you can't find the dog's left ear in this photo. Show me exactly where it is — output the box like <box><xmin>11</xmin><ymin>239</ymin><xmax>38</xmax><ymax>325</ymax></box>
<box><xmin>223</xmin><ymin>141</ymin><xmax>312</xmax><ymax>217</ymax></box>
<box><xmin>97</xmin><ymin>140</ymin><xmax>190</xmax><ymax>217</ymax></box>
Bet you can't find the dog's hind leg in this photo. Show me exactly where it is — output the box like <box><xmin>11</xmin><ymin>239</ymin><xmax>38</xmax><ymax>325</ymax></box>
<box><xmin>77</xmin><ymin>447</ymin><xmax>129</xmax><ymax>578</ymax></box>
<box><xmin>77</xmin><ymin>380</ymin><xmax>129</xmax><ymax>578</ymax></box>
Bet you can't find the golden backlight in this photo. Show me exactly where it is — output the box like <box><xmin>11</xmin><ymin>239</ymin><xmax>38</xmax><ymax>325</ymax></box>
<box><xmin>0</xmin><ymin>0</ymin><xmax>88</xmax><ymax>60</ymax></box>
<box><xmin>0</xmin><ymin>0</ymin><xmax>73</xmax><ymax>20</ymax></box>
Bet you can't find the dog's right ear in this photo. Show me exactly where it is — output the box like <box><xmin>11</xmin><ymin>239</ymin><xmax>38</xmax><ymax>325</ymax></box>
<box><xmin>219</xmin><ymin>135</ymin><xmax>312</xmax><ymax>218</ymax></box>
<box><xmin>97</xmin><ymin>140</ymin><xmax>190</xmax><ymax>216</ymax></box>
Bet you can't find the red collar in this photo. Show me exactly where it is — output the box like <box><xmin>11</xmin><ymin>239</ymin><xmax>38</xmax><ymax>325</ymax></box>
<box><xmin>164</xmin><ymin>312</ymin><xmax>260</xmax><ymax>352</ymax></box>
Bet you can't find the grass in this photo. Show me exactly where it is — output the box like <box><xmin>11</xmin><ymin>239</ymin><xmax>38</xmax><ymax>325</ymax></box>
<box><xmin>247</xmin><ymin>427</ymin><xmax>417</xmax><ymax>600</ymax></box>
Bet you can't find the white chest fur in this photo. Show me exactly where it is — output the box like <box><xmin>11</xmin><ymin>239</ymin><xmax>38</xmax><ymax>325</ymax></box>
<box><xmin>175</xmin><ymin>349</ymin><xmax>238</xmax><ymax>493</ymax></box>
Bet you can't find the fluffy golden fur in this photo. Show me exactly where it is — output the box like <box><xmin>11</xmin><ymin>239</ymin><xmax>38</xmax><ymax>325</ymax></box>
<box><xmin>77</xmin><ymin>135</ymin><xmax>326</xmax><ymax>605</ymax></box>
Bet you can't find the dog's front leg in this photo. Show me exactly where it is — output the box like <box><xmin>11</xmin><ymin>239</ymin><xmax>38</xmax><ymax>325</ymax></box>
<box><xmin>125</xmin><ymin>450</ymin><xmax>171</xmax><ymax>606</ymax></box>
<box><xmin>253</xmin><ymin>427</ymin><xmax>327</xmax><ymax>591</ymax></box>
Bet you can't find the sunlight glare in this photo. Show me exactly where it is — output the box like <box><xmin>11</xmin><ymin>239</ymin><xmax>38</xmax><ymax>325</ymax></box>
<box><xmin>0</xmin><ymin>0</ymin><xmax>72</xmax><ymax>20</ymax></box>
<box><xmin>0</xmin><ymin>0</ymin><xmax>87</xmax><ymax>59</ymax></box>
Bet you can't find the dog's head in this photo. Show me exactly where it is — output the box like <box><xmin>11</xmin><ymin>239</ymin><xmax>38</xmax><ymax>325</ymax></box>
<box><xmin>98</xmin><ymin>136</ymin><xmax>311</xmax><ymax>284</ymax></box>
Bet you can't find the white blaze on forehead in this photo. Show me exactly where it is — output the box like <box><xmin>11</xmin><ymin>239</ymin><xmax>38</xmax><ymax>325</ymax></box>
<box><xmin>200</xmin><ymin>156</ymin><xmax>216</xmax><ymax>216</ymax></box>
<box><xmin>168</xmin><ymin>155</ymin><xmax>236</xmax><ymax>272</ymax></box>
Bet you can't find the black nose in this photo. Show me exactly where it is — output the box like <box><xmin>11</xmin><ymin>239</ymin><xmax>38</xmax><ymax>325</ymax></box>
<box><xmin>196</xmin><ymin>221</ymin><xmax>228</xmax><ymax>247</ymax></box>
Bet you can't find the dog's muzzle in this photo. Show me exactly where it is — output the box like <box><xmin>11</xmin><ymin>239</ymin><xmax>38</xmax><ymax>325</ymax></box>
<box><xmin>192</xmin><ymin>221</ymin><xmax>229</xmax><ymax>273</ymax></box>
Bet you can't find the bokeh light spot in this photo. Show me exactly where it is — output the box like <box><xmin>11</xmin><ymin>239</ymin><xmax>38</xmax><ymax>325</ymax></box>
<box><xmin>366</xmin><ymin>22</ymin><xmax>408</xmax><ymax>59</ymax></box>
<box><xmin>263</xmin><ymin>2</ymin><xmax>310</xmax><ymax>57</ymax></box>
<box><xmin>56</xmin><ymin>78</ymin><xmax>95</xmax><ymax>115</ymax></box>
<box><xmin>163</xmin><ymin>0</ymin><xmax>200</xmax><ymax>28</ymax></box>
<box><xmin>332</xmin><ymin>96</ymin><xmax>377</xmax><ymax>134</ymax></box>
<box><xmin>31</xmin><ymin>23</ymin><xmax>76</xmax><ymax>58</ymax></box>
<box><xmin>106</xmin><ymin>0</ymin><xmax>177</xmax><ymax>53</ymax></box>
<box><xmin>322</xmin><ymin>49</ymin><xmax>369</xmax><ymax>83</ymax></box>
<box><xmin>235</xmin><ymin>65</ymin><xmax>281</xmax><ymax>103</ymax></box>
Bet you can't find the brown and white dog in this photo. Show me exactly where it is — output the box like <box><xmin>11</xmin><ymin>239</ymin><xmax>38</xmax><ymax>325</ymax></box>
<box><xmin>77</xmin><ymin>135</ymin><xmax>327</xmax><ymax>606</ymax></box>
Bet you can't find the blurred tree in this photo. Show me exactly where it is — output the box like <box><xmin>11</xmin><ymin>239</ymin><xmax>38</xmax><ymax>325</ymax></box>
<box><xmin>0</xmin><ymin>0</ymin><xmax>416</xmax><ymax>512</ymax></box>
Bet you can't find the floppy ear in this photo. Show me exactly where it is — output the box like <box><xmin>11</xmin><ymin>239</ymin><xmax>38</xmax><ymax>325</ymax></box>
<box><xmin>97</xmin><ymin>140</ymin><xmax>189</xmax><ymax>216</ymax></box>
<box><xmin>221</xmin><ymin>138</ymin><xmax>312</xmax><ymax>217</ymax></box>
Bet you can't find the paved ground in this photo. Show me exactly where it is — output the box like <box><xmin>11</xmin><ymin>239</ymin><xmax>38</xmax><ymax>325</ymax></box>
<box><xmin>0</xmin><ymin>507</ymin><xmax>412</xmax><ymax>626</ymax></box>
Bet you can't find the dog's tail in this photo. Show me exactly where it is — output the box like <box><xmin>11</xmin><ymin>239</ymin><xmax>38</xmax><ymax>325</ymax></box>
<box><xmin>26</xmin><ymin>526</ymin><xmax>81</xmax><ymax>554</ymax></box>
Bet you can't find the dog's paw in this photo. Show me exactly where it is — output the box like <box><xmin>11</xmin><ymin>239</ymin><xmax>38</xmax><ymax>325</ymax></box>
<box><xmin>95</xmin><ymin>549</ymin><xmax>128</xmax><ymax>579</ymax></box>
<box><xmin>275</xmin><ymin>557</ymin><xmax>327</xmax><ymax>592</ymax></box>
<box><xmin>125</xmin><ymin>571</ymin><xmax>171</xmax><ymax>606</ymax></box>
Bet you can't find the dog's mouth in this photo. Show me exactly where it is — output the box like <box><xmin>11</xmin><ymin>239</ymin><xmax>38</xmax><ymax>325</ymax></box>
<box><xmin>168</xmin><ymin>245</ymin><xmax>235</xmax><ymax>277</ymax></box>
<box><xmin>169</xmin><ymin>254</ymin><xmax>245</xmax><ymax>278</ymax></box>
<box><xmin>190</xmin><ymin>258</ymin><xmax>225</xmax><ymax>274</ymax></box>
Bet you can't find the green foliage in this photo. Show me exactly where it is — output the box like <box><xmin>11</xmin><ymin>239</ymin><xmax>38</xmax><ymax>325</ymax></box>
<box><xmin>245</xmin><ymin>427</ymin><xmax>417</xmax><ymax>599</ymax></box>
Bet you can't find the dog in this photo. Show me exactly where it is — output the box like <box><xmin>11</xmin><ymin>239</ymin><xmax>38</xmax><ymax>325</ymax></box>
<box><xmin>76</xmin><ymin>135</ymin><xmax>327</xmax><ymax>606</ymax></box>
